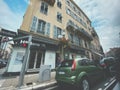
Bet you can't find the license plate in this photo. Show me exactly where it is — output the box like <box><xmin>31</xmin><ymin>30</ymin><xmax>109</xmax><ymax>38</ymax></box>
<box><xmin>58</xmin><ymin>71</ymin><xmax>65</xmax><ymax>74</ymax></box>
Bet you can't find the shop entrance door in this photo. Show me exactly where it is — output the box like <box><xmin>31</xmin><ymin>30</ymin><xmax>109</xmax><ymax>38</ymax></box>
<box><xmin>29</xmin><ymin>50</ymin><xmax>43</xmax><ymax>69</ymax></box>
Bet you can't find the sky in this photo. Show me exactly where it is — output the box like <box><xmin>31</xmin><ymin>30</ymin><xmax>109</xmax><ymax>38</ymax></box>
<box><xmin>0</xmin><ymin>0</ymin><xmax>120</xmax><ymax>52</ymax></box>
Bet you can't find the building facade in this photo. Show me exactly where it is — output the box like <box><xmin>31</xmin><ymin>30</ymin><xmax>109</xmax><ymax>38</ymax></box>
<box><xmin>8</xmin><ymin>0</ymin><xmax>104</xmax><ymax>72</ymax></box>
<box><xmin>0</xmin><ymin>27</ymin><xmax>16</xmax><ymax>61</ymax></box>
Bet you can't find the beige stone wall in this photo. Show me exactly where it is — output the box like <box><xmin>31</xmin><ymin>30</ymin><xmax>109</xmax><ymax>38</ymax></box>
<box><xmin>20</xmin><ymin>0</ymin><xmax>103</xmax><ymax>59</ymax></box>
<box><xmin>20</xmin><ymin>0</ymin><xmax>92</xmax><ymax>39</ymax></box>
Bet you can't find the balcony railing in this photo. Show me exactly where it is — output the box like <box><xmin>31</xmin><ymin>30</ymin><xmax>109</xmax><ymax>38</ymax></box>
<box><xmin>43</xmin><ymin>0</ymin><xmax>55</xmax><ymax>6</ymax></box>
<box><xmin>66</xmin><ymin>20</ymin><xmax>93</xmax><ymax>40</ymax></box>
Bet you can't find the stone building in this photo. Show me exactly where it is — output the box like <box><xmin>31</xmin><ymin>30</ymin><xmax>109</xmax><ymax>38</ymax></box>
<box><xmin>7</xmin><ymin>0</ymin><xmax>104</xmax><ymax>73</ymax></box>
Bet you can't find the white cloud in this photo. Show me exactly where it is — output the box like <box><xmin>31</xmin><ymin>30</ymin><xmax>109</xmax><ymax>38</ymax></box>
<box><xmin>74</xmin><ymin>0</ymin><xmax>120</xmax><ymax>52</ymax></box>
<box><xmin>0</xmin><ymin>0</ymin><xmax>23</xmax><ymax>32</ymax></box>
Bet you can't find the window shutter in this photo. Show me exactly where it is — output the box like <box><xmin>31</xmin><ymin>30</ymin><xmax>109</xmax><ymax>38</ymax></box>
<box><xmin>30</xmin><ymin>16</ymin><xmax>37</xmax><ymax>32</ymax></box>
<box><xmin>45</xmin><ymin>23</ymin><xmax>50</xmax><ymax>36</ymax></box>
<box><xmin>53</xmin><ymin>26</ymin><xmax>57</xmax><ymax>38</ymax></box>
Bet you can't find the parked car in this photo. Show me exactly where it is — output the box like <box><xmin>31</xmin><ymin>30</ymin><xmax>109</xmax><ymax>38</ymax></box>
<box><xmin>100</xmin><ymin>57</ymin><xmax>115</xmax><ymax>67</ymax></box>
<box><xmin>99</xmin><ymin>57</ymin><xmax>116</xmax><ymax>76</ymax></box>
<box><xmin>0</xmin><ymin>60</ymin><xmax>7</xmax><ymax>69</ymax></box>
<box><xmin>55</xmin><ymin>58</ymin><xmax>104</xmax><ymax>90</ymax></box>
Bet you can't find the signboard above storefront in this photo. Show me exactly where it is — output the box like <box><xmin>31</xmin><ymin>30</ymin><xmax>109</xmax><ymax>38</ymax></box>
<box><xmin>0</xmin><ymin>27</ymin><xmax>17</xmax><ymax>37</ymax></box>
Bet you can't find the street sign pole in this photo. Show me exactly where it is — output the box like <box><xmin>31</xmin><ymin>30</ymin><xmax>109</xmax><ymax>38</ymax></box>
<box><xmin>18</xmin><ymin>35</ymin><xmax>32</xmax><ymax>88</ymax></box>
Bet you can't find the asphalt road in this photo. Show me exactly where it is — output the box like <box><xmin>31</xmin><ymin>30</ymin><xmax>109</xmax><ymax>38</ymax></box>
<box><xmin>35</xmin><ymin>77</ymin><xmax>114</xmax><ymax>90</ymax></box>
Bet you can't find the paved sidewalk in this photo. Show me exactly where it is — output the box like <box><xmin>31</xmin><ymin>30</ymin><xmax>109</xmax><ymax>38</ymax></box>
<box><xmin>0</xmin><ymin>68</ymin><xmax>56</xmax><ymax>90</ymax></box>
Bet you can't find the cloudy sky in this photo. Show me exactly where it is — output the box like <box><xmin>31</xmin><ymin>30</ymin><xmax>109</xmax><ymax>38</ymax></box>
<box><xmin>74</xmin><ymin>0</ymin><xmax>120</xmax><ymax>52</ymax></box>
<box><xmin>0</xmin><ymin>0</ymin><xmax>120</xmax><ymax>52</ymax></box>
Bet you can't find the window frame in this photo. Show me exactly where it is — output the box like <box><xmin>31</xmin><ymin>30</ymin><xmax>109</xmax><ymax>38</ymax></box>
<box><xmin>57</xmin><ymin>12</ymin><xmax>62</xmax><ymax>23</ymax></box>
<box><xmin>40</xmin><ymin>2</ymin><xmax>48</xmax><ymax>15</ymax></box>
<box><xmin>37</xmin><ymin>20</ymin><xmax>46</xmax><ymax>34</ymax></box>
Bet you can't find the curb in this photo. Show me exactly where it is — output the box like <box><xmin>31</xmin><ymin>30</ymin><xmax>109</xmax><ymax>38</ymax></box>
<box><xmin>19</xmin><ymin>80</ymin><xmax>57</xmax><ymax>90</ymax></box>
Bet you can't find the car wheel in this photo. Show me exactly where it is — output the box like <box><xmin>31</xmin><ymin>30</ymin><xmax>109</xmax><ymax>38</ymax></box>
<box><xmin>80</xmin><ymin>78</ymin><xmax>90</xmax><ymax>90</ymax></box>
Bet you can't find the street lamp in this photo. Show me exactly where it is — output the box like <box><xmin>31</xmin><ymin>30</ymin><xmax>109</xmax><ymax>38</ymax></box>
<box><xmin>58</xmin><ymin>31</ymin><xmax>69</xmax><ymax>60</ymax></box>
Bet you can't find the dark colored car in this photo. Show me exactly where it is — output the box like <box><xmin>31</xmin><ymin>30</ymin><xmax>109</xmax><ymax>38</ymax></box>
<box><xmin>100</xmin><ymin>57</ymin><xmax>116</xmax><ymax>67</ymax></box>
<box><xmin>55</xmin><ymin>58</ymin><xmax>104</xmax><ymax>90</ymax></box>
<box><xmin>0</xmin><ymin>60</ymin><xmax>7</xmax><ymax>69</ymax></box>
<box><xmin>100</xmin><ymin>57</ymin><xmax>116</xmax><ymax>76</ymax></box>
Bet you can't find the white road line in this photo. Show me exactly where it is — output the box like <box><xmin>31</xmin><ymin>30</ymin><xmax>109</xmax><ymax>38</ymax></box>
<box><xmin>104</xmin><ymin>79</ymin><xmax>116</xmax><ymax>90</ymax></box>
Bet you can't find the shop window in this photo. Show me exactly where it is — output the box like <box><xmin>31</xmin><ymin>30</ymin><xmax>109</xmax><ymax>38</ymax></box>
<box><xmin>40</xmin><ymin>2</ymin><xmax>48</xmax><ymax>15</ymax></box>
<box><xmin>29</xmin><ymin>50</ymin><xmax>43</xmax><ymax>69</ymax></box>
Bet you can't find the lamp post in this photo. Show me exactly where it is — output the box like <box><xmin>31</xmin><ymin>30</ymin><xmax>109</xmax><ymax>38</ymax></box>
<box><xmin>58</xmin><ymin>31</ymin><xmax>65</xmax><ymax>60</ymax></box>
<box><xmin>58</xmin><ymin>31</ymin><xmax>69</xmax><ymax>60</ymax></box>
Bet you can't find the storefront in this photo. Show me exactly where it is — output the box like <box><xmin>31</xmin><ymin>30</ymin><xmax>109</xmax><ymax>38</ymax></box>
<box><xmin>64</xmin><ymin>44</ymin><xmax>86</xmax><ymax>60</ymax></box>
<box><xmin>5</xmin><ymin>31</ymin><xmax>59</xmax><ymax>74</ymax></box>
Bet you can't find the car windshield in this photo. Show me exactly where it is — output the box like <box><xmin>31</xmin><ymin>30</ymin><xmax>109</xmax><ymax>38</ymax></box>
<box><xmin>60</xmin><ymin>60</ymin><xmax>73</xmax><ymax>67</ymax></box>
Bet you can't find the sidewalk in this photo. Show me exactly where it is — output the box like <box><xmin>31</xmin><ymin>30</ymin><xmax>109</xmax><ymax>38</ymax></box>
<box><xmin>0</xmin><ymin>68</ymin><xmax>57</xmax><ymax>90</ymax></box>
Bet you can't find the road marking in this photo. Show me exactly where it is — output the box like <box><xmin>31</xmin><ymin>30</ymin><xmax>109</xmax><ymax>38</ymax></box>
<box><xmin>104</xmin><ymin>79</ymin><xmax>116</xmax><ymax>90</ymax></box>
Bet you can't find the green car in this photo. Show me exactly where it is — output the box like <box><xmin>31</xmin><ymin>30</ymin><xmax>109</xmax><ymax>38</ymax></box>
<box><xmin>55</xmin><ymin>58</ymin><xmax>104</xmax><ymax>90</ymax></box>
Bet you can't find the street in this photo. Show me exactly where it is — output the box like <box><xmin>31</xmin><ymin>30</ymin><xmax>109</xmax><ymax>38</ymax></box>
<box><xmin>34</xmin><ymin>77</ymin><xmax>116</xmax><ymax>90</ymax></box>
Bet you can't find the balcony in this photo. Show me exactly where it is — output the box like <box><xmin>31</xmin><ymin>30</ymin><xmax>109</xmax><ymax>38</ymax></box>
<box><xmin>91</xmin><ymin>31</ymin><xmax>98</xmax><ymax>37</ymax></box>
<box><xmin>79</xmin><ymin>28</ymin><xmax>93</xmax><ymax>40</ymax></box>
<box><xmin>66</xmin><ymin>20</ymin><xmax>93</xmax><ymax>41</ymax></box>
<box><xmin>43</xmin><ymin>0</ymin><xmax>55</xmax><ymax>6</ymax></box>
<box><xmin>66</xmin><ymin>20</ymin><xmax>75</xmax><ymax>30</ymax></box>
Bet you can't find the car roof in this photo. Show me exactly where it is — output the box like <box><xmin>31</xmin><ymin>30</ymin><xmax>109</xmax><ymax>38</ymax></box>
<box><xmin>101</xmin><ymin>57</ymin><xmax>115</xmax><ymax>61</ymax></box>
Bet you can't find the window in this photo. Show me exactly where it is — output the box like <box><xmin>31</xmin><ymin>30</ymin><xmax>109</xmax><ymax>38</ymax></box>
<box><xmin>68</xmin><ymin>32</ymin><xmax>74</xmax><ymax>43</ymax></box>
<box><xmin>66</xmin><ymin>0</ymin><xmax>70</xmax><ymax>6</ymax></box>
<box><xmin>66</xmin><ymin>8</ymin><xmax>71</xmax><ymax>15</ymax></box>
<box><xmin>40</xmin><ymin>2</ymin><xmax>48</xmax><ymax>15</ymax></box>
<box><xmin>45</xmin><ymin>23</ymin><xmax>50</xmax><ymax>36</ymax></box>
<box><xmin>57</xmin><ymin>0</ymin><xmax>62</xmax><ymax>8</ymax></box>
<box><xmin>74</xmin><ymin>35</ymin><xmax>79</xmax><ymax>45</ymax></box>
<box><xmin>79</xmin><ymin>38</ymin><xmax>83</xmax><ymax>46</ymax></box>
<box><xmin>53</xmin><ymin>26</ymin><xmax>62</xmax><ymax>39</ymax></box>
<box><xmin>78</xmin><ymin>11</ymin><xmax>81</xmax><ymax>16</ymax></box>
<box><xmin>78</xmin><ymin>59</ymin><xmax>89</xmax><ymax>66</ymax></box>
<box><xmin>60</xmin><ymin>60</ymin><xmax>73</xmax><ymax>67</ymax></box>
<box><xmin>30</xmin><ymin>16</ymin><xmax>37</xmax><ymax>31</ymax></box>
<box><xmin>37</xmin><ymin>20</ymin><xmax>46</xmax><ymax>34</ymax></box>
<box><xmin>73</xmin><ymin>6</ymin><xmax>76</xmax><ymax>12</ymax></box>
<box><xmin>29</xmin><ymin>50</ymin><xmax>43</xmax><ymax>69</ymax></box>
<box><xmin>85</xmin><ymin>41</ymin><xmax>88</xmax><ymax>48</ymax></box>
<box><xmin>57</xmin><ymin>12</ymin><xmax>62</xmax><ymax>23</ymax></box>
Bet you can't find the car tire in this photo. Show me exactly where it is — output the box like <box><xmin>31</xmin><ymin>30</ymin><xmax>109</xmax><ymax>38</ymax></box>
<box><xmin>80</xmin><ymin>78</ymin><xmax>90</xmax><ymax>90</ymax></box>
